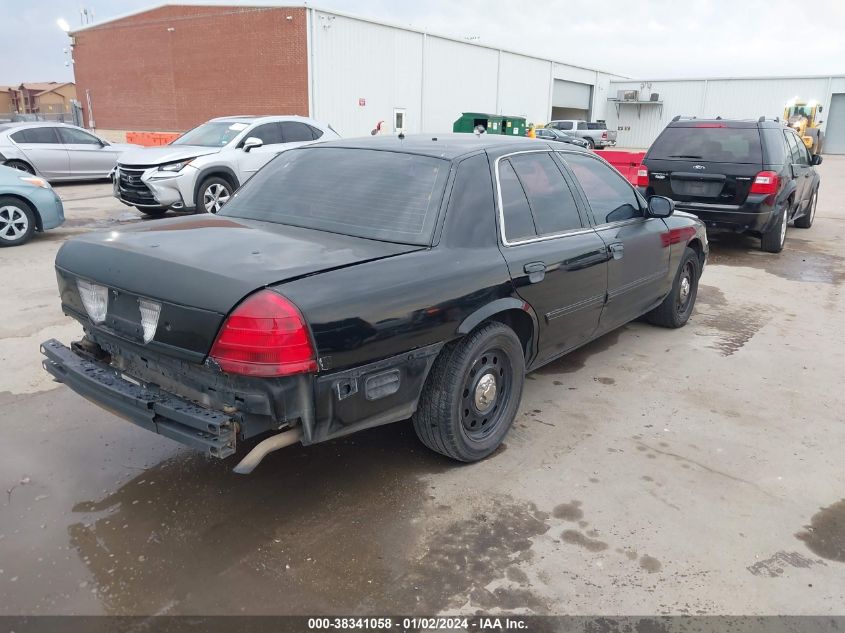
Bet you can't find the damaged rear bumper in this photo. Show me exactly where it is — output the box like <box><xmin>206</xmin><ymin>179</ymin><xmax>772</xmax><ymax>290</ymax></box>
<box><xmin>41</xmin><ymin>339</ymin><xmax>237</xmax><ymax>458</ymax></box>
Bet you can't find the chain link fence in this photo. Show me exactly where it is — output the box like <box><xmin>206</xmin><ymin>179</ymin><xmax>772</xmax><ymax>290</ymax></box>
<box><xmin>0</xmin><ymin>102</ymin><xmax>84</xmax><ymax>127</ymax></box>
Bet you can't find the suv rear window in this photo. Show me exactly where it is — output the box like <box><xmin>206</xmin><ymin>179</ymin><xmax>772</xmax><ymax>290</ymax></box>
<box><xmin>649</xmin><ymin>126</ymin><xmax>762</xmax><ymax>164</ymax></box>
<box><xmin>220</xmin><ymin>147</ymin><xmax>449</xmax><ymax>246</ymax></box>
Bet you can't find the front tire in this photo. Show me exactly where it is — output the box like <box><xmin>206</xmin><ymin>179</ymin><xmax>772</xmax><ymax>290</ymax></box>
<box><xmin>0</xmin><ymin>196</ymin><xmax>36</xmax><ymax>247</ymax></box>
<box><xmin>197</xmin><ymin>177</ymin><xmax>232</xmax><ymax>214</ymax></box>
<box><xmin>412</xmin><ymin>322</ymin><xmax>525</xmax><ymax>462</ymax></box>
<box><xmin>794</xmin><ymin>189</ymin><xmax>817</xmax><ymax>229</ymax></box>
<box><xmin>646</xmin><ymin>246</ymin><xmax>701</xmax><ymax>328</ymax></box>
<box><xmin>761</xmin><ymin>205</ymin><xmax>788</xmax><ymax>253</ymax></box>
<box><xmin>4</xmin><ymin>160</ymin><xmax>35</xmax><ymax>175</ymax></box>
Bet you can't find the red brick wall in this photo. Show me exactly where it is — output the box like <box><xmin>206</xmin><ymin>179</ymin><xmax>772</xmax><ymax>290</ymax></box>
<box><xmin>72</xmin><ymin>5</ymin><xmax>309</xmax><ymax>132</ymax></box>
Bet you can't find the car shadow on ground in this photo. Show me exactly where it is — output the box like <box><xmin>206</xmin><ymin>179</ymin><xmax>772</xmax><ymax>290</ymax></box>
<box><xmin>66</xmin><ymin>422</ymin><xmax>464</xmax><ymax>613</ymax></box>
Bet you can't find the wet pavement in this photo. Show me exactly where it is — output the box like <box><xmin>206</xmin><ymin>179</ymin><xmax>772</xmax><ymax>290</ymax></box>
<box><xmin>1</xmin><ymin>163</ymin><xmax>844</xmax><ymax>615</ymax></box>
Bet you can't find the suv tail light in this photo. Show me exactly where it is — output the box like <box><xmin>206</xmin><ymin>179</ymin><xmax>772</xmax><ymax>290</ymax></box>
<box><xmin>209</xmin><ymin>290</ymin><xmax>317</xmax><ymax>377</ymax></box>
<box><xmin>636</xmin><ymin>166</ymin><xmax>649</xmax><ymax>187</ymax></box>
<box><xmin>750</xmin><ymin>171</ymin><xmax>780</xmax><ymax>195</ymax></box>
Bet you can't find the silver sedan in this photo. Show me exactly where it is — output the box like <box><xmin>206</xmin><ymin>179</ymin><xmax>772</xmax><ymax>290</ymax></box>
<box><xmin>0</xmin><ymin>122</ymin><xmax>139</xmax><ymax>181</ymax></box>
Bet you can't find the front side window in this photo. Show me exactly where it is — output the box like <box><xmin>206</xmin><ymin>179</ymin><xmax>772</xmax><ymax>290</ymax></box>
<box><xmin>58</xmin><ymin>127</ymin><xmax>101</xmax><ymax>145</ymax></box>
<box><xmin>563</xmin><ymin>153</ymin><xmax>643</xmax><ymax>224</ymax></box>
<box><xmin>248</xmin><ymin>123</ymin><xmax>284</xmax><ymax>145</ymax></box>
<box><xmin>220</xmin><ymin>147</ymin><xmax>449</xmax><ymax>246</ymax></box>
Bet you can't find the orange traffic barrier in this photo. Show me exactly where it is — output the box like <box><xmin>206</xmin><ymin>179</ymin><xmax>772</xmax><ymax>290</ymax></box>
<box><xmin>593</xmin><ymin>149</ymin><xmax>646</xmax><ymax>185</ymax></box>
<box><xmin>126</xmin><ymin>131</ymin><xmax>181</xmax><ymax>146</ymax></box>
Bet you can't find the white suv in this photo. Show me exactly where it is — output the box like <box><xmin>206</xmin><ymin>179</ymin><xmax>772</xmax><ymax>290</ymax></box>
<box><xmin>114</xmin><ymin>115</ymin><xmax>339</xmax><ymax>216</ymax></box>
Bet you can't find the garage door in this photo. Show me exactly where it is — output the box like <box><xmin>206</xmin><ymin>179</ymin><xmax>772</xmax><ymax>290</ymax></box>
<box><xmin>553</xmin><ymin>80</ymin><xmax>591</xmax><ymax>110</ymax></box>
<box><xmin>825</xmin><ymin>93</ymin><xmax>845</xmax><ymax>154</ymax></box>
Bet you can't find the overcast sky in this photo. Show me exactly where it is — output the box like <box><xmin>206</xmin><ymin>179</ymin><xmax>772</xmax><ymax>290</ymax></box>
<box><xmin>2</xmin><ymin>0</ymin><xmax>844</xmax><ymax>85</ymax></box>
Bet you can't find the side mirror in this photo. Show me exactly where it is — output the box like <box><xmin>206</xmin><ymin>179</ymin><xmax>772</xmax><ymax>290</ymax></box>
<box><xmin>647</xmin><ymin>195</ymin><xmax>674</xmax><ymax>218</ymax></box>
<box><xmin>242</xmin><ymin>137</ymin><xmax>263</xmax><ymax>153</ymax></box>
<box><xmin>812</xmin><ymin>154</ymin><xmax>823</xmax><ymax>166</ymax></box>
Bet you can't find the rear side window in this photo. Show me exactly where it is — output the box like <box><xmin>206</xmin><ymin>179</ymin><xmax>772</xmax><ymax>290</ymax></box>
<box><xmin>281</xmin><ymin>122</ymin><xmax>316</xmax><ymax>143</ymax></box>
<box><xmin>577</xmin><ymin>122</ymin><xmax>588</xmax><ymax>130</ymax></box>
<box><xmin>498</xmin><ymin>160</ymin><xmax>536</xmax><ymax>241</ymax></box>
<box><xmin>587</xmin><ymin>122</ymin><xmax>607</xmax><ymax>130</ymax></box>
<box><xmin>308</xmin><ymin>125</ymin><xmax>324</xmax><ymax>140</ymax></box>
<box><xmin>11</xmin><ymin>127</ymin><xmax>60</xmax><ymax>144</ymax></box>
<box><xmin>761</xmin><ymin>128</ymin><xmax>788</xmax><ymax>164</ymax></box>
<box><xmin>509</xmin><ymin>153</ymin><xmax>583</xmax><ymax>235</ymax></box>
<box><xmin>220</xmin><ymin>147</ymin><xmax>449</xmax><ymax>246</ymax></box>
<box><xmin>563</xmin><ymin>153</ymin><xmax>643</xmax><ymax>224</ymax></box>
<box><xmin>784</xmin><ymin>131</ymin><xmax>809</xmax><ymax>165</ymax></box>
<box><xmin>649</xmin><ymin>126</ymin><xmax>762</xmax><ymax>164</ymax></box>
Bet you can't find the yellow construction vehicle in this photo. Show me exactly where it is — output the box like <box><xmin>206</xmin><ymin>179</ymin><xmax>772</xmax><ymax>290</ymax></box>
<box><xmin>783</xmin><ymin>98</ymin><xmax>825</xmax><ymax>154</ymax></box>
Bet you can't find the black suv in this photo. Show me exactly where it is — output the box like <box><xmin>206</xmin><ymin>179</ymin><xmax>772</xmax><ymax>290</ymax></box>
<box><xmin>639</xmin><ymin>117</ymin><xmax>822</xmax><ymax>253</ymax></box>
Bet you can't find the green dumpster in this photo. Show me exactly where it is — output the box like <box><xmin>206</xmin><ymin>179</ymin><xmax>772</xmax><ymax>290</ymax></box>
<box><xmin>453</xmin><ymin>113</ymin><xmax>526</xmax><ymax>136</ymax></box>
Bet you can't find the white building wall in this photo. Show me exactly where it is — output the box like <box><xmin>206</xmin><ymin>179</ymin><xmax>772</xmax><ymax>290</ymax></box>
<box><xmin>422</xmin><ymin>37</ymin><xmax>500</xmax><ymax>133</ymax></box>
<box><xmin>309</xmin><ymin>11</ymin><xmax>423</xmax><ymax>137</ymax></box>
<box><xmin>308</xmin><ymin>8</ymin><xmax>616</xmax><ymax>137</ymax></box>
<box><xmin>608</xmin><ymin>76</ymin><xmax>844</xmax><ymax>149</ymax></box>
<box><xmin>497</xmin><ymin>53</ymin><xmax>552</xmax><ymax>128</ymax></box>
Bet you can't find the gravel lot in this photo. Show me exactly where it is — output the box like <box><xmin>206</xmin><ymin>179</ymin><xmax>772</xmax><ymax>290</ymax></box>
<box><xmin>1</xmin><ymin>160</ymin><xmax>843</xmax><ymax>616</ymax></box>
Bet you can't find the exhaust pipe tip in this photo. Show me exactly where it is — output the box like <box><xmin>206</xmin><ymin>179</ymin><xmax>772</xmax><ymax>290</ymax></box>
<box><xmin>232</xmin><ymin>428</ymin><xmax>303</xmax><ymax>475</ymax></box>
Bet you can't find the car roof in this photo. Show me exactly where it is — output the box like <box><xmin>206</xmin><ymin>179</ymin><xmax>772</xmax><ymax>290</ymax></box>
<box><xmin>668</xmin><ymin>118</ymin><xmax>783</xmax><ymax>129</ymax></box>
<box><xmin>208</xmin><ymin>115</ymin><xmax>325</xmax><ymax>125</ymax></box>
<box><xmin>311</xmin><ymin>133</ymin><xmax>589</xmax><ymax>160</ymax></box>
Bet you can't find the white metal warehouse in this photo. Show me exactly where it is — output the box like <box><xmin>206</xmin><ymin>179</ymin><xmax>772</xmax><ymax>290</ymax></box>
<box><xmin>606</xmin><ymin>75</ymin><xmax>845</xmax><ymax>151</ymax></box>
<box><xmin>305</xmin><ymin>7</ymin><xmax>624</xmax><ymax>137</ymax></box>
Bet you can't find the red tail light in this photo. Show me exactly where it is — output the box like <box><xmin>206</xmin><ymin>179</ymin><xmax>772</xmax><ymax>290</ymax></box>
<box><xmin>749</xmin><ymin>171</ymin><xmax>780</xmax><ymax>195</ymax></box>
<box><xmin>636</xmin><ymin>166</ymin><xmax>649</xmax><ymax>187</ymax></box>
<box><xmin>210</xmin><ymin>290</ymin><xmax>317</xmax><ymax>377</ymax></box>
<box><xmin>601</xmin><ymin>131</ymin><xmax>608</xmax><ymax>139</ymax></box>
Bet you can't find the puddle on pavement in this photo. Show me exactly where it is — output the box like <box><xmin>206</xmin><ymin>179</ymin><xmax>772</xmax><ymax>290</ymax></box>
<box><xmin>534</xmin><ymin>329</ymin><xmax>623</xmax><ymax>376</ymax></box>
<box><xmin>708</xmin><ymin>234</ymin><xmax>845</xmax><ymax>285</ymax></box>
<box><xmin>61</xmin><ymin>422</ymin><xmax>457</xmax><ymax>614</ymax></box>
<box><xmin>695</xmin><ymin>284</ymin><xmax>769</xmax><ymax>356</ymax></box>
<box><xmin>795</xmin><ymin>499</ymin><xmax>845</xmax><ymax>562</ymax></box>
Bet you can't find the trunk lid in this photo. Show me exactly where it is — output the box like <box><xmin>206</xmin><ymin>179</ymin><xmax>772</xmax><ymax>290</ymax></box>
<box><xmin>56</xmin><ymin>215</ymin><xmax>423</xmax><ymax>359</ymax></box>
<box><xmin>644</xmin><ymin>124</ymin><xmax>763</xmax><ymax>205</ymax></box>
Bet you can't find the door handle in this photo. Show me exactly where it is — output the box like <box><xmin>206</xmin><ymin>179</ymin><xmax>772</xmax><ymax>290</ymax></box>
<box><xmin>523</xmin><ymin>261</ymin><xmax>547</xmax><ymax>283</ymax></box>
<box><xmin>608</xmin><ymin>242</ymin><xmax>624</xmax><ymax>260</ymax></box>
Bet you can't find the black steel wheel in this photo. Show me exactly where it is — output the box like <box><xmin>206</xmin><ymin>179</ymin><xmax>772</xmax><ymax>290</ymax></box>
<box><xmin>646</xmin><ymin>246</ymin><xmax>700</xmax><ymax>328</ymax></box>
<box><xmin>413</xmin><ymin>322</ymin><xmax>525</xmax><ymax>462</ymax></box>
<box><xmin>459</xmin><ymin>346</ymin><xmax>515</xmax><ymax>442</ymax></box>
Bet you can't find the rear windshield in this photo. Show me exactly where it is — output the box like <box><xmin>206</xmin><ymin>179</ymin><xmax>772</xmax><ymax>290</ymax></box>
<box><xmin>220</xmin><ymin>147</ymin><xmax>449</xmax><ymax>245</ymax></box>
<box><xmin>649</xmin><ymin>126</ymin><xmax>762</xmax><ymax>164</ymax></box>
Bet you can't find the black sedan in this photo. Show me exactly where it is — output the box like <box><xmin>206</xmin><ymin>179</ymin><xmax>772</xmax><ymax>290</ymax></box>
<box><xmin>41</xmin><ymin>135</ymin><xmax>707</xmax><ymax>473</ymax></box>
<box><xmin>535</xmin><ymin>127</ymin><xmax>590</xmax><ymax>148</ymax></box>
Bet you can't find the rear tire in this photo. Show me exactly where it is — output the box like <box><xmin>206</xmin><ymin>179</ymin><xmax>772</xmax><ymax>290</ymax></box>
<box><xmin>761</xmin><ymin>205</ymin><xmax>788</xmax><ymax>253</ymax></box>
<box><xmin>0</xmin><ymin>196</ymin><xmax>36</xmax><ymax>247</ymax></box>
<box><xmin>4</xmin><ymin>160</ymin><xmax>35</xmax><ymax>175</ymax></box>
<box><xmin>584</xmin><ymin>137</ymin><xmax>596</xmax><ymax>149</ymax></box>
<box><xmin>794</xmin><ymin>189</ymin><xmax>817</xmax><ymax>229</ymax></box>
<box><xmin>412</xmin><ymin>322</ymin><xmax>525</xmax><ymax>462</ymax></box>
<box><xmin>137</xmin><ymin>206</ymin><xmax>168</xmax><ymax>217</ymax></box>
<box><xmin>646</xmin><ymin>246</ymin><xmax>700</xmax><ymax>328</ymax></box>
